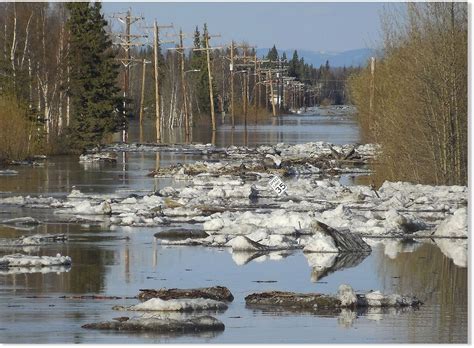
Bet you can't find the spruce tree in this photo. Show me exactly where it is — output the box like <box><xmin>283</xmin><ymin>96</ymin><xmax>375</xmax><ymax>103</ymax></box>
<box><xmin>190</xmin><ymin>24</ymin><xmax>215</xmax><ymax>115</ymax></box>
<box><xmin>267</xmin><ymin>45</ymin><xmax>279</xmax><ymax>61</ymax></box>
<box><xmin>288</xmin><ymin>50</ymin><xmax>299</xmax><ymax>78</ymax></box>
<box><xmin>66</xmin><ymin>2</ymin><xmax>123</xmax><ymax>151</ymax></box>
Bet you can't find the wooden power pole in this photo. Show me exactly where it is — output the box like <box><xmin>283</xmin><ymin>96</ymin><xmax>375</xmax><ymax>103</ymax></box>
<box><xmin>179</xmin><ymin>29</ymin><xmax>190</xmax><ymax>140</ymax></box>
<box><xmin>369</xmin><ymin>56</ymin><xmax>375</xmax><ymax>132</ymax></box>
<box><xmin>192</xmin><ymin>26</ymin><xmax>221</xmax><ymax>132</ymax></box>
<box><xmin>151</xmin><ymin>21</ymin><xmax>174</xmax><ymax>143</ymax></box>
<box><xmin>109</xmin><ymin>9</ymin><xmax>146</xmax><ymax>142</ymax></box>
<box><xmin>230</xmin><ymin>41</ymin><xmax>235</xmax><ymax>128</ymax></box>
<box><xmin>153</xmin><ymin>21</ymin><xmax>161</xmax><ymax>142</ymax></box>
<box><xmin>254</xmin><ymin>53</ymin><xmax>258</xmax><ymax>120</ymax></box>
<box><xmin>268</xmin><ymin>70</ymin><xmax>276</xmax><ymax>117</ymax></box>
<box><xmin>204</xmin><ymin>28</ymin><xmax>216</xmax><ymax>132</ymax></box>
<box><xmin>139</xmin><ymin>58</ymin><xmax>150</xmax><ymax>125</ymax></box>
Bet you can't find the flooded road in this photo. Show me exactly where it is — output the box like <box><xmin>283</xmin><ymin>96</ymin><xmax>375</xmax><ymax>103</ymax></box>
<box><xmin>0</xmin><ymin>110</ymin><xmax>467</xmax><ymax>343</ymax></box>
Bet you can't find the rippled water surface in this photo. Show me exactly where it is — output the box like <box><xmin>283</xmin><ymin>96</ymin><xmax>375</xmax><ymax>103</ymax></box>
<box><xmin>0</xmin><ymin>111</ymin><xmax>467</xmax><ymax>343</ymax></box>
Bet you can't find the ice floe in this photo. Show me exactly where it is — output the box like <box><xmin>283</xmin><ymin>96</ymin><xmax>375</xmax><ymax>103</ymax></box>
<box><xmin>116</xmin><ymin>298</ymin><xmax>228</xmax><ymax>312</ymax></box>
<box><xmin>0</xmin><ymin>253</ymin><xmax>71</xmax><ymax>268</ymax></box>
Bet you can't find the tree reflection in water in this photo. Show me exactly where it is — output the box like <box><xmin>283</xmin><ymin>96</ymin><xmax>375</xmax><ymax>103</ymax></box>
<box><xmin>375</xmin><ymin>242</ymin><xmax>467</xmax><ymax>342</ymax></box>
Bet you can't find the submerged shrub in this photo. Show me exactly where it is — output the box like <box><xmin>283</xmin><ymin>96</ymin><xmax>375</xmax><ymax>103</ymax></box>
<box><xmin>349</xmin><ymin>3</ymin><xmax>467</xmax><ymax>185</ymax></box>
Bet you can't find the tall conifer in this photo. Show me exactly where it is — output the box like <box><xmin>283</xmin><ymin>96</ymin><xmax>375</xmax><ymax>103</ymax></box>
<box><xmin>66</xmin><ymin>2</ymin><xmax>123</xmax><ymax>151</ymax></box>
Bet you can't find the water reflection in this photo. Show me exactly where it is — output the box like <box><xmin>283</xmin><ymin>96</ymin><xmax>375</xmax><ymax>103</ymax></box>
<box><xmin>128</xmin><ymin>111</ymin><xmax>360</xmax><ymax>147</ymax></box>
<box><xmin>230</xmin><ymin>250</ymin><xmax>293</xmax><ymax>266</ymax></box>
<box><xmin>305</xmin><ymin>252</ymin><xmax>369</xmax><ymax>283</ymax></box>
<box><xmin>375</xmin><ymin>243</ymin><xmax>467</xmax><ymax>343</ymax></box>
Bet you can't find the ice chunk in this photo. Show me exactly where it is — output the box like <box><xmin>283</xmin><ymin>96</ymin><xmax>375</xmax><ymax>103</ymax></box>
<box><xmin>434</xmin><ymin>207</ymin><xmax>467</xmax><ymax>237</ymax></box>
<box><xmin>0</xmin><ymin>253</ymin><xmax>72</xmax><ymax>268</ymax></box>
<box><xmin>227</xmin><ymin>236</ymin><xmax>267</xmax><ymax>251</ymax></box>
<box><xmin>303</xmin><ymin>232</ymin><xmax>339</xmax><ymax>253</ymax></box>
<box><xmin>127</xmin><ymin>298</ymin><xmax>228</xmax><ymax>312</ymax></box>
<box><xmin>337</xmin><ymin>284</ymin><xmax>358</xmax><ymax>307</ymax></box>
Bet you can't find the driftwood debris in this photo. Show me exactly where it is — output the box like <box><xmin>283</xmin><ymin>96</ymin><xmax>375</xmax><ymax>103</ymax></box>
<box><xmin>154</xmin><ymin>229</ymin><xmax>209</xmax><ymax>240</ymax></box>
<box><xmin>245</xmin><ymin>287</ymin><xmax>422</xmax><ymax>313</ymax></box>
<box><xmin>138</xmin><ymin>286</ymin><xmax>234</xmax><ymax>302</ymax></box>
<box><xmin>245</xmin><ymin>291</ymin><xmax>341</xmax><ymax>310</ymax></box>
<box><xmin>82</xmin><ymin>315</ymin><xmax>225</xmax><ymax>333</ymax></box>
<box><xmin>59</xmin><ymin>295</ymin><xmax>137</xmax><ymax>300</ymax></box>
<box><xmin>311</xmin><ymin>221</ymin><xmax>372</xmax><ymax>252</ymax></box>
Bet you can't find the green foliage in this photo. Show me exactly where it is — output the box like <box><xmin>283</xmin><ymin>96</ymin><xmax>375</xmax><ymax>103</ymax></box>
<box><xmin>287</xmin><ymin>50</ymin><xmax>300</xmax><ymax>78</ymax></box>
<box><xmin>189</xmin><ymin>24</ymin><xmax>215</xmax><ymax>115</ymax></box>
<box><xmin>66</xmin><ymin>2</ymin><xmax>124</xmax><ymax>151</ymax></box>
<box><xmin>267</xmin><ymin>45</ymin><xmax>279</xmax><ymax>61</ymax></box>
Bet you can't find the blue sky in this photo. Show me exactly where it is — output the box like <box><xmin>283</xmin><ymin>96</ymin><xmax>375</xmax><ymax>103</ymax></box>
<box><xmin>102</xmin><ymin>2</ymin><xmax>388</xmax><ymax>52</ymax></box>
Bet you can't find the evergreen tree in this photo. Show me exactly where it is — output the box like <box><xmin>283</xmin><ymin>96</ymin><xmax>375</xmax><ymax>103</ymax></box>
<box><xmin>66</xmin><ymin>2</ymin><xmax>123</xmax><ymax>151</ymax></box>
<box><xmin>188</xmin><ymin>25</ymin><xmax>210</xmax><ymax>114</ymax></box>
<box><xmin>281</xmin><ymin>51</ymin><xmax>287</xmax><ymax>62</ymax></box>
<box><xmin>267</xmin><ymin>45</ymin><xmax>279</xmax><ymax>61</ymax></box>
<box><xmin>288</xmin><ymin>50</ymin><xmax>299</xmax><ymax>78</ymax></box>
<box><xmin>298</xmin><ymin>57</ymin><xmax>306</xmax><ymax>80</ymax></box>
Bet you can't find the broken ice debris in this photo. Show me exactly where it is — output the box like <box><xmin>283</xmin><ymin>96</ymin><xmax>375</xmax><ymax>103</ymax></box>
<box><xmin>303</xmin><ymin>221</ymin><xmax>371</xmax><ymax>253</ymax></box>
<box><xmin>0</xmin><ymin>253</ymin><xmax>72</xmax><ymax>268</ymax></box>
<box><xmin>1</xmin><ymin>217</ymin><xmax>41</xmax><ymax>226</ymax></box>
<box><xmin>79</xmin><ymin>152</ymin><xmax>117</xmax><ymax>163</ymax></box>
<box><xmin>113</xmin><ymin>298</ymin><xmax>228</xmax><ymax>312</ymax></box>
<box><xmin>0</xmin><ymin>234</ymin><xmax>67</xmax><ymax>247</ymax></box>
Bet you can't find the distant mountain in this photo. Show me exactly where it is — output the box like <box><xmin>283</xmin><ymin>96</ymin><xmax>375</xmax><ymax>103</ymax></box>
<box><xmin>256</xmin><ymin>48</ymin><xmax>376</xmax><ymax>68</ymax></box>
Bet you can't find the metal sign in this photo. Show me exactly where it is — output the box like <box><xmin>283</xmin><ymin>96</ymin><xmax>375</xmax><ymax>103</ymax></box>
<box><xmin>268</xmin><ymin>175</ymin><xmax>288</xmax><ymax>196</ymax></box>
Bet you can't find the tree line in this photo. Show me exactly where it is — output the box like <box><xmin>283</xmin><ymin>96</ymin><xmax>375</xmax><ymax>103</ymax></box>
<box><xmin>0</xmin><ymin>1</ymin><xmax>362</xmax><ymax>162</ymax></box>
<box><xmin>349</xmin><ymin>3</ymin><xmax>467</xmax><ymax>185</ymax></box>
<box><xmin>0</xmin><ymin>2</ymin><xmax>123</xmax><ymax>158</ymax></box>
<box><xmin>127</xmin><ymin>42</ymin><xmax>361</xmax><ymax>132</ymax></box>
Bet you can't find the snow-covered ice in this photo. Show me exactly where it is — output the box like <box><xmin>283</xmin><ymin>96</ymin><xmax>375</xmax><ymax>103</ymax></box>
<box><xmin>0</xmin><ymin>253</ymin><xmax>72</xmax><ymax>268</ymax></box>
<box><xmin>126</xmin><ymin>298</ymin><xmax>228</xmax><ymax>312</ymax></box>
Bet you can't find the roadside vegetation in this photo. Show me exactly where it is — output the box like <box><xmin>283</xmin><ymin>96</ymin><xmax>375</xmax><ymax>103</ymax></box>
<box><xmin>349</xmin><ymin>3</ymin><xmax>467</xmax><ymax>185</ymax></box>
<box><xmin>0</xmin><ymin>94</ymin><xmax>36</xmax><ymax>162</ymax></box>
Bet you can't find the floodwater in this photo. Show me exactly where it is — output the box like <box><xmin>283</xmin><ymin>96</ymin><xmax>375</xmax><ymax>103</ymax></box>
<box><xmin>0</xmin><ymin>110</ymin><xmax>468</xmax><ymax>344</ymax></box>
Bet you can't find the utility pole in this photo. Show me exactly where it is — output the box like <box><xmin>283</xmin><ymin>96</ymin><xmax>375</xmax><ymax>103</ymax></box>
<box><xmin>178</xmin><ymin>29</ymin><xmax>190</xmax><ymax>140</ymax></box>
<box><xmin>192</xmin><ymin>26</ymin><xmax>221</xmax><ymax>132</ymax></box>
<box><xmin>268</xmin><ymin>70</ymin><xmax>276</xmax><ymax>117</ymax></box>
<box><xmin>254</xmin><ymin>54</ymin><xmax>258</xmax><ymax>120</ymax></box>
<box><xmin>139</xmin><ymin>58</ymin><xmax>150</xmax><ymax>125</ymax></box>
<box><xmin>150</xmin><ymin>20</ymin><xmax>174</xmax><ymax>143</ymax></box>
<box><xmin>204</xmin><ymin>28</ymin><xmax>216</xmax><ymax>131</ymax></box>
<box><xmin>227</xmin><ymin>42</ymin><xmax>254</xmax><ymax>128</ymax></box>
<box><xmin>153</xmin><ymin>21</ymin><xmax>161</xmax><ymax>142</ymax></box>
<box><xmin>109</xmin><ymin>9</ymin><xmax>146</xmax><ymax>142</ymax></box>
<box><xmin>369</xmin><ymin>56</ymin><xmax>375</xmax><ymax>133</ymax></box>
<box><xmin>230</xmin><ymin>41</ymin><xmax>235</xmax><ymax>128</ymax></box>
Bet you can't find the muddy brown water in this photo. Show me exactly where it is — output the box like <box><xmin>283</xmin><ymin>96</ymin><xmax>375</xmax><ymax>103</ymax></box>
<box><xmin>0</xmin><ymin>111</ymin><xmax>467</xmax><ymax>343</ymax></box>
